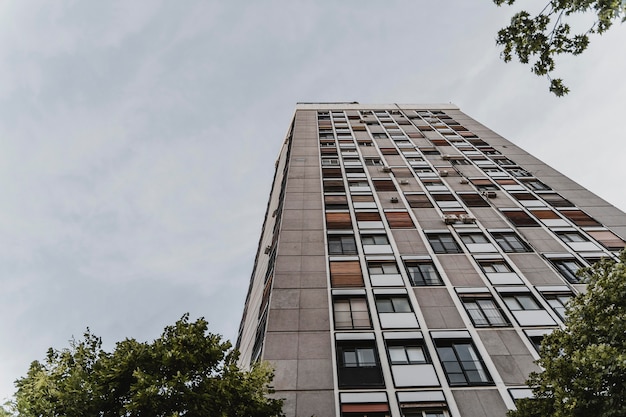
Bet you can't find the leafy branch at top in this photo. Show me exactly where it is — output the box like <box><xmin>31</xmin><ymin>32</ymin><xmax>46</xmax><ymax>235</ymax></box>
<box><xmin>494</xmin><ymin>0</ymin><xmax>626</xmax><ymax>96</ymax></box>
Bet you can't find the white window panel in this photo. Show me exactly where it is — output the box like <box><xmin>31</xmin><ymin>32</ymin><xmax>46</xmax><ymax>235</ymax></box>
<box><xmin>379</xmin><ymin>312</ymin><xmax>419</xmax><ymax>329</ymax></box>
<box><xmin>465</xmin><ymin>243</ymin><xmax>498</xmax><ymax>253</ymax></box>
<box><xmin>349</xmin><ymin>186</ymin><xmax>371</xmax><ymax>192</ymax></box>
<box><xmin>501</xmin><ymin>184</ymin><xmax>525</xmax><ymax>191</ymax></box>
<box><xmin>511</xmin><ymin>310</ymin><xmax>557</xmax><ymax>326</ymax></box>
<box><xmin>519</xmin><ymin>200</ymin><xmax>545</xmax><ymax>207</ymax></box>
<box><xmin>540</xmin><ymin>219</ymin><xmax>569</xmax><ymax>227</ymax></box>
<box><xmin>353</xmin><ymin>202</ymin><xmax>378</xmax><ymax>209</ymax></box>
<box><xmin>565</xmin><ymin>241</ymin><xmax>602</xmax><ymax>252</ymax></box>
<box><xmin>358</xmin><ymin>221</ymin><xmax>385</xmax><ymax>229</ymax></box>
<box><xmin>485</xmin><ymin>272</ymin><xmax>523</xmax><ymax>285</ymax></box>
<box><xmin>391</xmin><ymin>364</ymin><xmax>439</xmax><ymax>387</ymax></box>
<box><xmin>370</xmin><ymin>274</ymin><xmax>404</xmax><ymax>287</ymax></box>
<box><xmin>363</xmin><ymin>244</ymin><xmax>394</xmax><ymax>254</ymax></box>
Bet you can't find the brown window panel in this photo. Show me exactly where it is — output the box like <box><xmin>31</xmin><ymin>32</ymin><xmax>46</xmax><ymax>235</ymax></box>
<box><xmin>380</xmin><ymin>147</ymin><xmax>399</xmax><ymax>155</ymax></box>
<box><xmin>407</xmin><ymin>132</ymin><xmax>425</xmax><ymax>138</ymax></box>
<box><xmin>419</xmin><ymin>125</ymin><xmax>433</xmax><ymax>131</ymax></box>
<box><xmin>323</xmin><ymin>180</ymin><xmax>345</xmax><ymax>193</ymax></box>
<box><xmin>356</xmin><ymin>211</ymin><xmax>382</xmax><ymax>221</ymax></box>
<box><xmin>502</xmin><ymin>210</ymin><xmax>539</xmax><ymax>227</ymax></box>
<box><xmin>326</xmin><ymin>212</ymin><xmax>352</xmax><ymax>229</ymax></box>
<box><xmin>432</xmin><ymin>193</ymin><xmax>457</xmax><ymax>201</ymax></box>
<box><xmin>322</xmin><ymin>168</ymin><xmax>342</xmax><ymax>178</ymax></box>
<box><xmin>320</xmin><ymin>147</ymin><xmax>338</xmax><ymax>155</ymax></box>
<box><xmin>330</xmin><ymin>261</ymin><xmax>364</xmax><ymax>287</ymax></box>
<box><xmin>325</xmin><ymin>195</ymin><xmax>348</xmax><ymax>205</ymax></box>
<box><xmin>530</xmin><ymin>209</ymin><xmax>560</xmax><ymax>219</ymax></box>
<box><xmin>352</xmin><ymin>195</ymin><xmax>375</xmax><ymax>202</ymax></box>
<box><xmin>470</xmin><ymin>178</ymin><xmax>495</xmax><ymax>186</ymax></box>
<box><xmin>459</xmin><ymin>131</ymin><xmax>478</xmax><ymax>137</ymax></box>
<box><xmin>560</xmin><ymin>210</ymin><xmax>602</xmax><ymax>227</ymax></box>
<box><xmin>495</xmin><ymin>179</ymin><xmax>518</xmax><ymax>185</ymax></box>
<box><xmin>512</xmin><ymin>193</ymin><xmax>537</xmax><ymax>200</ymax></box>
<box><xmin>586</xmin><ymin>230</ymin><xmax>626</xmax><ymax>250</ymax></box>
<box><xmin>458</xmin><ymin>193</ymin><xmax>490</xmax><ymax>207</ymax></box>
<box><xmin>451</xmin><ymin>125</ymin><xmax>468</xmax><ymax>131</ymax></box>
<box><xmin>540</xmin><ymin>193</ymin><xmax>574</xmax><ymax>207</ymax></box>
<box><xmin>430</xmin><ymin>139</ymin><xmax>449</xmax><ymax>146</ymax></box>
<box><xmin>341</xmin><ymin>403</ymin><xmax>389</xmax><ymax>413</ymax></box>
<box><xmin>373</xmin><ymin>180</ymin><xmax>397</xmax><ymax>192</ymax></box>
<box><xmin>385</xmin><ymin>211</ymin><xmax>414</xmax><ymax>228</ymax></box>
<box><xmin>405</xmin><ymin>193</ymin><xmax>433</xmax><ymax>208</ymax></box>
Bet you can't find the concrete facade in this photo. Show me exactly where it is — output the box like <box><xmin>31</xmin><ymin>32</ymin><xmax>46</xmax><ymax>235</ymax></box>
<box><xmin>236</xmin><ymin>103</ymin><xmax>626</xmax><ymax>417</ymax></box>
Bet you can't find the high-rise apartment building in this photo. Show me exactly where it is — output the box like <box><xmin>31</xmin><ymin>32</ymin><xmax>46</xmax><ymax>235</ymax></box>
<box><xmin>236</xmin><ymin>103</ymin><xmax>626</xmax><ymax>417</ymax></box>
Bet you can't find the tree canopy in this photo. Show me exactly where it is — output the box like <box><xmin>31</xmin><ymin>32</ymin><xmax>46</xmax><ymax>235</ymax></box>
<box><xmin>509</xmin><ymin>251</ymin><xmax>626</xmax><ymax>417</ymax></box>
<box><xmin>494</xmin><ymin>0</ymin><xmax>626</xmax><ymax>96</ymax></box>
<box><xmin>2</xmin><ymin>314</ymin><xmax>284</xmax><ymax>417</ymax></box>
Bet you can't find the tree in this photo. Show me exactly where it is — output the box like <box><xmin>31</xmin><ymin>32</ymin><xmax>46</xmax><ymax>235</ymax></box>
<box><xmin>493</xmin><ymin>0</ymin><xmax>626</xmax><ymax>96</ymax></box>
<box><xmin>509</xmin><ymin>251</ymin><xmax>626</xmax><ymax>417</ymax></box>
<box><xmin>3</xmin><ymin>314</ymin><xmax>284</xmax><ymax>417</ymax></box>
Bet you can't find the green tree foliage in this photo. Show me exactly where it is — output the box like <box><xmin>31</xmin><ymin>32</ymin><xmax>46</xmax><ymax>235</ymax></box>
<box><xmin>494</xmin><ymin>0</ymin><xmax>626</xmax><ymax>96</ymax></box>
<box><xmin>509</xmin><ymin>251</ymin><xmax>626</xmax><ymax>417</ymax></box>
<box><xmin>3</xmin><ymin>314</ymin><xmax>284</xmax><ymax>417</ymax></box>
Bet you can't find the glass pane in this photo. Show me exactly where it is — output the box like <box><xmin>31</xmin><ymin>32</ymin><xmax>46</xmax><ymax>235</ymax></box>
<box><xmin>406</xmin><ymin>346</ymin><xmax>426</xmax><ymax>363</ymax></box>
<box><xmin>517</xmin><ymin>295</ymin><xmax>539</xmax><ymax>310</ymax></box>
<box><xmin>356</xmin><ymin>348</ymin><xmax>376</xmax><ymax>366</ymax></box>
<box><xmin>392</xmin><ymin>298</ymin><xmax>411</xmax><ymax>312</ymax></box>
<box><xmin>389</xmin><ymin>346</ymin><xmax>408</xmax><ymax>364</ymax></box>
<box><xmin>376</xmin><ymin>299</ymin><xmax>394</xmax><ymax>313</ymax></box>
<box><xmin>343</xmin><ymin>351</ymin><xmax>357</xmax><ymax>366</ymax></box>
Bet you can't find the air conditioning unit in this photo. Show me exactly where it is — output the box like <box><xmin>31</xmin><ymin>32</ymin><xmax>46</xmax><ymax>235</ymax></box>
<box><xmin>399</xmin><ymin>179</ymin><xmax>410</xmax><ymax>185</ymax></box>
<box><xmin>439</xmin><ymin>170</ymin><xmax>449</xmax><ymax>177</ymax></box>
<box><xmin>460</xmin><ymin>214</ymin><xmax>476</xmax><ymax>224</ymax></box>
<box><xmin>381</xmin><ymin>166</ymin><xmax>392</xmax><ymax>173</ymax></box>
<box><xmin>459</xmin><ymin>178</ymin><xmax>469</xmax><ymax>184</ymax></box>
<box><xmin>442</xmin><ymin>154</ymin><xmax>452</xmax><ymax>160</ymax></box>
<box><xmin>264</xmin><ymin>245</ymin><xmax>272</xmax><ymax>254</ymax></box>
<box><xmin>390</xmin><ymin>197</ymin><xmax>399</xmax><ymax>203</ymax></box>
<box><xmin>482</xmin><ymin>191</ymin><xmax>497</xmax><ymax>198</ymax></box>
<box><xmin>443</xmin><ymin>214</ymin><xmax>458</xmax><ymax>225</ymax></box>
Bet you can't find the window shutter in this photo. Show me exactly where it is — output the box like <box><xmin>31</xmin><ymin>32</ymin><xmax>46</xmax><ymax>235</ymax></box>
<box><xmin>405</xmin><ymin>193</ymin><xmax>433</xmax><ymax>208</ymax></box>
<box><xmin>385</xmin><ymin>211</ymin><xmax>414</xmax><ymax>228</ymax></box>
<box><xmin>326</xmin><ymin>212</ymin><xmax>352</xmax><ymax>229</ymax></box>
<box><xmin>502</xmin><ymin>210</ymin><xmax>539</xmax><ymax>227</ymax></box>
<box><xmin>356</xmin><ymin>212</ymin><xmax>382</xmax><ymax>221</ymax></box>
<box><xmin>373</xmin><ymin>180</ymin><xmax>396</xmax><ymax>192</ymax></box>
<box><xmin>586</xmin><ymin>230</ymin><xmax>626</xmax><ymax>250</ymax></box>
<box><xmin>330</xmin><ymin>261</ymin><xmax>364</xmax><ymax>287</ymax></box>
<box><xmin>560</xmin><ymin>210</ymin><xmax>601</xmax><ymax>227</ymax></box>
<box><xmin>458</xmin><ymin>193</ymin><xmax>489</xmax><ymax>207</ymax></box>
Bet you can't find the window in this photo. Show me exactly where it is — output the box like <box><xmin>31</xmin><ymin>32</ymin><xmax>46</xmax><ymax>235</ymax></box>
<box><xmin>502</xmin><ymin>294</ymin><xmax>541</xmax><ymax>311</ymax></box>
<box><xmin>459</xmin><ymin>233</ymin><xmax>489</xmax><ymax>244</ymax></box>
<box><xmin>405</xmin><ymin>261</ymin><xmax>443</xmax><ymax>286</ymax></box>
<box><xmin>494</xmin><ymin>158</ymin><xmax>516</xmax><ymax>166</ymax></box>
<box><xmin>431</xmin><ymin>193</ymin><xmax>461</xmax><ymax>208</ymax></box>
<box><xmin>458</xmin><ymin>193</ymin><xmax>489</xmax><ymax>207</ymax></box>
<box><xmin>470</xmin><ymin>178</ymin><xmax>498</xmax><ymax>191</ymax></box>
<box><xmin>361</xmin><ymin>234</ymin><xmax>390</xmax><ymax>245</ymax></box>
<box><xmin>544</xmin><ymin>294</ymin><xmax>572</xmax><ymax>320</ymax></box>
<box><xmin>402</xmin><ymin>411</ymin><xmax>448</xmax><ymax>417</ymax></box>
<box><xmin>427</xmin><ymin>233</ymin><xmax>463</xmax><ymax>254</ymax></box>
<box><xmin>501</xmin><ymin>210</ymin><xmax>540</xmax><ymax>227</ymax></box>
<box><xmin>560</xmin><ymin>210</ymin><xmax>601</xmax><ymax>227</ymax></box>
<box><xmin>556</xmin><ymin>231</ymin><xmax>587</xmax><ymax>243</ymax></box>
<box><xmin>328</xmin><ymin>235</ymin><xmax>358</xmax><ymax>255</ymax></box>
<box><xmin>450</xmin><ymin>158</ymin><xmax>470</xmax><ymax>165</ymax></box>
<box><xmin>506</xmin><ymin>168</ymin><xmax>532</xmax><ymax>177</ymax></box>
<box><xmin>539</xmin><ymin>192</ymin><xmax>574</xmax><ymax>207</ymax></box>
<box><xmin>523</xmin><ymin>179</ymin><xmax>550</xmax><ymax>191</ymax></box>
<box><xmin>321</xmin><ymin>158</ymin><xmax>339</xmax><ymax>166</ymax></box>
<box><xmin>387</xmin><ymin>342</ymin><xmax>428</xmax><ymax>365</ymax></box>
<box><xmin>333</xmin><ymin>297</ymin><xmax>371</xmax><ymax>329</ymax></box>
<box><xmin>490</xmin><ymin>231</ymin><xmax>532</xmax><ymax>253</ymax></box>
<box><xmin>336</xmin><ymin>341</ymin><xmax>384</xmax><ymax>388</ymax></box>
<box><xmin>365</xmin><ymin>158</ymin><xmax>383</xmax><ymax>166</ymax></box>
<box><xmin>461</xmin><ymin>297</ymin><xmax>509</xmax><ymax>327</ymax></box>
<box><xmin>376</xmin><ymin>296</ymin><xmax>412</xmax><ymax>313</ymax></box>
<box><xmin>435</xmin><ymin>340</ymin><xmax>492</xmax><ymax>386</ymax></box>
<box><xmin>368</xmin><ymin>262</ymin><xmax>399</xmax><ymax>275</ymax></box>
<box><xmin>405</xmin><ymin>193</ymin><xmax>433</xmax><ymax>208</ymax></box>
<box><xmin>549</xmin><ymin>258</ymin><xmax>585</xmax><ymax>284</ymax></box>
<box><xmin>478</xmin><ymin>260</ymin><xmax>512</xmax><ymax>273</ymax></box>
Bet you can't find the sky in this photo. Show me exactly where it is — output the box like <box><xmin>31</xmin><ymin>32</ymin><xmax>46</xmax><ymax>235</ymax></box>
<box><xmin>0</xmin><ymin>0</ymin><xmax>624</xmax><ymax>402</ymax></box>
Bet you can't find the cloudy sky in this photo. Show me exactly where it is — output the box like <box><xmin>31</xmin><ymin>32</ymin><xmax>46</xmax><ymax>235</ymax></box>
<box><xmin>0</xmin><ymin>0</ymin><xmax>624</xmax><ymax>401</ymax></box>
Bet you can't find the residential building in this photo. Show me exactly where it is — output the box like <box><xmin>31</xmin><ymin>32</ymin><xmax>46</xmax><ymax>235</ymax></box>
<box><xmin>236</xmin><ymin>103</ymin><xmax>626</xmax><ymax>417</ymax></box>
